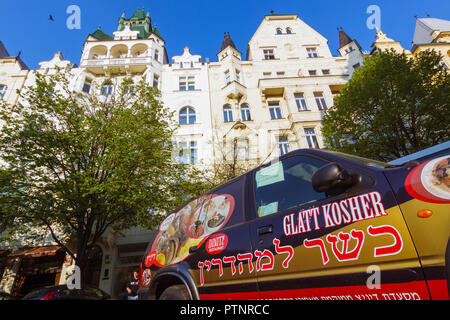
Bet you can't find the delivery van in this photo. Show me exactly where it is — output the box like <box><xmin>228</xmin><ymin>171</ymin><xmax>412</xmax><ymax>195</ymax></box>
<box><xmin>137</xmin><ymin>148</ymin><xmax>450</xmax><ymax>300</ymax></box>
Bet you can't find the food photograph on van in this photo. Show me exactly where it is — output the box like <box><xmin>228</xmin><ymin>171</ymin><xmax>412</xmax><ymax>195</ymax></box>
<box><xmin>149</xmin><ymin>194</ymin><xmax>235</xmax><ymax>267</ymax></box>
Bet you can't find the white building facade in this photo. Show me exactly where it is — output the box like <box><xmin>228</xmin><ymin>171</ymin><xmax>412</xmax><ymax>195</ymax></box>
<box><xmin>208</xmin><ymin>14</ymin><xmax>364</xmax><ymax>169</ymax></box>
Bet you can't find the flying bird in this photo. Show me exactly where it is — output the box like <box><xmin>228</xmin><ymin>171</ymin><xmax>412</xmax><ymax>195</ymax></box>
<box><xmin>49</xmin><ymin>15</ymin><xmax>54</xmax><ymax>21</ymax></box>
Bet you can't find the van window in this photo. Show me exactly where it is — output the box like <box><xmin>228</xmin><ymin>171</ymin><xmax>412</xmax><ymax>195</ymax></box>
<box><xmin>254</xmin><ymin>156</ymin><xmax>328</xmax><ymax>217</ymax></box>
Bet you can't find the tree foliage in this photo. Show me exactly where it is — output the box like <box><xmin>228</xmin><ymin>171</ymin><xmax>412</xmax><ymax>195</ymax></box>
<box><xmin>0</xmin><ymin>70</ymin><xmax>208</xmax><ymax>277</ymax></box>
<box><xmin>322</xmin><ymin>49</ymin><xmax>450</xmax><ymax>162</ymax></box>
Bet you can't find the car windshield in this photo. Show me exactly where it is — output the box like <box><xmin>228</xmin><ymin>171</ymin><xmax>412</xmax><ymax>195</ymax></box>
<box><xmin>322</xmin><ymin>150</ymin><xmax>390</xmax><ymax>168</ymax></box>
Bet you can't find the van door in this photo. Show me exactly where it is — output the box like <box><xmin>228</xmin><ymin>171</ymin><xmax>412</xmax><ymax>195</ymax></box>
<box><xmin>248</xmin><ymin>152</ymin><xmax>430</xmax><ymax>300</ymax></box>
<box><xmin>192</xmin><ymin>176</ymin><xmax>260</xmax><ymax>300</ymax></box>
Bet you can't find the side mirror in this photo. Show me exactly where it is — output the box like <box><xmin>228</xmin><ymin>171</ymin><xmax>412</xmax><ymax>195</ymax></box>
<box><xmin>312</xmin><ymin>162</ymin><xmax>360</xmax><ymax>193</ymax></box>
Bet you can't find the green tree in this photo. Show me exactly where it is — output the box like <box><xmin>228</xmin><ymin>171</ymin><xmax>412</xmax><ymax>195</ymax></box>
<box><xmin>322</xmin><ymin>49</ymin><xmax>450</xmax><ymax>162</ymax></box>
<box><xmin>0</xmin><ymin>71</ymin><xmax>207</xmax><ymax>281</ymax></box>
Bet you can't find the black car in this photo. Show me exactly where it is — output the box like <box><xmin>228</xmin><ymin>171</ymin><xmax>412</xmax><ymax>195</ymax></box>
<box><xmin>22</xmin><ymin>285</ymin><xmax>112</xmax><ymax>300</ymax></box>
<box><xmin>0</xmin><ymin>291</ymin><xmax>17</xmax><ymax>300</ymax></box>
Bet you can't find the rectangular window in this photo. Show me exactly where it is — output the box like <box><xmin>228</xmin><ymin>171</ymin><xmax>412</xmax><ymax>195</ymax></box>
<box><xmin>225</xmin><ymin>71</ymin><xmax>231</xmax><ymax>85</ymax></box>
<box><xmin>0</xmin><ymin>85</ymin><xmax>6</xmax><ymax>100</ymax></box>
<box><xmin>294</xmin><ymin>93</ymin><xmax>308</xmax><ymax>111</ymax></box>
<box><xmin>276</xmin><ymin>71</ymin><xmax>285</xmax><ymax>77</ymax></box>
<box><xmin>235</xmin><ymin>138</ymin><xmax>249</xmax><ymax>160</ymax></box>
<box><xmin>308</xmin><ymin>70</ymin><xmax>317</xmax><ymax>76</ymax></box>
<box><xmin>223</xmin><ymin>106</ymin><xmax>233</xmax><ymax>122</ymax></box>
<box><xmin>154</xmin><ymin>49</ymin><xmax>159</xmax><ymax>61</ymax></box>
<box><xmin>241</xmin><ymin>105</ymin><xmax>251</xmax><ymax>121</ymax></box>
<box><xmin>263</xmin><ymin>72</ymin><xmax>272</xmax><ymax>78</ymax></box>
<box><xmin>101</xmin><ymin>85</ymin><xmax>113</xmax><ymax>95</ymax></box>
<box><xmin>306</xmin><ymin>47</ymin><xmax>318</xmax><ymax>58</ymax></box>
<box><xmin>263</xmin><ymin>49</ymin><xmax>275</xmax><ymax>60</ymax></box>
<box><xmin>153</xmin><ymin>74</ymin><xmax>160</xmax><ymax>88</ymax></box>
<box><xmin>187</xmin><ymin>76</ymin><xmax>195</xmax><ymax>90</ymax></box>
<box><xmin>190</xmin><ymin>141</ymin><xmax>197</xmax><ymax>164</ymax></box>
<box><xmin>305</xmin><ymin>128</ymin><xmax>320</xmax><ymax>149</ymax></box>
<box><xmin>322</xmin><ymin>69</ymin><xmax>330</xmax><ymax>75</ymax></box>
<box><xmin>179</xmin><ymin>141</ymin><xmax>197</xmax><ymax>164</ymax></box>
<box><xmin>314</xmin><ymin>92</ymin><xmax>328</xmax><ymax>110</ymax></box>
<box><xmin>179</xmin><ymin>76</ymin><xmax>187</xmax><ymax>91</ymax></box>
<box><xmin>353</xmin><ymin>63</ymin><xmax>361</xmax><ymax>70</ymax></box>
<box><xmin>235</xmin><ymin>70</ymin><xmax>241</xmax><ymax>83</ymax></box>
<box><xmin>268</xmin><ymin>102</ymin><xmax>282</xmax><ymax>119</ymax></box>
<box><xmin>278</xmin><ymin>136</ymin><xmax>290</xmax><ymax>155</ymax></box>
<box><xmin>82</xmin><ymin>81</ymin><xmax>91</xmax><ymax>94</ymax></box>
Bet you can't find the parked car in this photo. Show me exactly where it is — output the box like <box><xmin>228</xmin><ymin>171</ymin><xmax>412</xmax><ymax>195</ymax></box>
<box><xmin>137</xmin><ymin>148</ymin><xmax>450</xmax><ymax>300</ymax></box>
<box><xmin>0</xmin><ymin>291</ymin><xmax>17</xmax><ymax>300</ymax></box>
<box><xmin>22</xmin><ymin>285</ymin><xmax>112</xmax><ymax>300</ymax></box>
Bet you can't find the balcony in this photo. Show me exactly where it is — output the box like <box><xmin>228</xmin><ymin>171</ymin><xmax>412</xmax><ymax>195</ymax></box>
<box><xmin>80</xmin><ymin>56</ymin><xmax>154</xmax><ymax>76</ymax></box>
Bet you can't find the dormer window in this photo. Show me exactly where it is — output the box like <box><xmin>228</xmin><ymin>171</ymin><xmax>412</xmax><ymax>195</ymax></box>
<box><xmin>306</xmin><ymin>47</ymin><xmax>318</xmax><ymax>58</ymax></box>
<box><xmin>263</xmin><ymin>49</ymin><xmax>275</xmax><ymax>60</ymax></box>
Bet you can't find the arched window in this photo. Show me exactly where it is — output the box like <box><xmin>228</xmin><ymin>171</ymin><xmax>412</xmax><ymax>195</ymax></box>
<box><xmin>286</xmin><ymin>28</ymin><xmax>292</xmax><ymax>34</ymax></box>
<box><xmin>223</xmin><ymin>105</ymin><xmax>233</xmax><ymax>122</ymax></box>
<box><xmin>179</xmin><ymin>107</ymin><xmax>196</xmax><ymax>124</ymax></box>
<box><xmin>0</xmin><ymin>85</ymin><xmax>7</xmax><ymax>100</ymax></box>
<box><xmin>276</xmin><ymin>28</ymin><xmax>282</xmax><ymax>35</ymax></box>
<box><xmin>240</xmin><ymin>104</ymin><xmax>251</xmax><ymax>121</ymax></box>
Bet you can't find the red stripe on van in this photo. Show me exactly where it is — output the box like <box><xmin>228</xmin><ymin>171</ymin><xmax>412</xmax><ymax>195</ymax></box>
<box><xmin>199</xmin><ymin>281</ymin><xmax>432</xmax><ymax>300</ymax></box>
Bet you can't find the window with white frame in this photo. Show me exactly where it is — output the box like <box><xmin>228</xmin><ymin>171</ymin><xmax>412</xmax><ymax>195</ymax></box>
<box><xmin>0</xmin><ymin>85</ymin><xmax>6</xmax><ymax>100</ymax></box>
<box><xmin>314</xmin><ymin>92</ymin><xmax>328</xmax><ymax>110</ymax></box>
<box><xmin>101</xmin><ymin>85</ymin><xmax>113</xmax><ymax>95</ymax></box>
<box><xmin>82</xmin><ymin>79</ymin><xmax>91</xmax><ymax>94</ymax></box>
<box><xmin>223</xmin><ymin>105</ymin><xmax>233</xmax><ymax>122</ymax></box>
<box><xmin>263</xmin><ymin>49</ymin><xmax>275</xmax><ymax>60</ymax></box>
<box><xmin>278</xmin><ymin>136</ymin><xmax>290</xmax><ymax>155</ymax></box>
<box><xmin>276</xmin><ymin>28</ymin><xmax>282</xmax><ymax>35</ymax></box>
<box><xmin>304</xmin><ymin>128</ymin><xmax>320</xmax><ymax>149</ymax></box>
<box><xmin>179</xmin><ymin>141</ymin><xmax>197</xmax><ymax>164</ymax></box>
<box><xmin>235</xmin><ymin>69</ymin><xmax>241</xmax><ymax>83</ymax></box>
<box><xmin>294</xmin><ymin>93</ymin><xmax>308</xmax><ymax>111</ymax></box>
<box><xmin>241</xmin><ymin>104</ymin><xmax>251</xmax><ymax>121</ymax></box>
<box><xmin>306</xmin><ymin>47</ymin><xmax>318</xmax><ymax>58</ymax></box>
<box><xmin>276</xmin><ymin>71</ymin><xmax>285</xmax><ymax>77</ymax></box>
<box><xmin>154</xmin><ymin>49</ymin><xmax>159</xmax><ymax>61</ymax></box>
<box><xmin>234</xmin><ymin>138</ymin><xmax>249</xmax><ymax>160</ymax></box>
<box><xmin>308</xmin><ymin>70</ymin><xmax>317</xmax><ymax>76</ymax></box>
<box><xmin>322</xmin><ymin>69</ymin><xmax>330</xmax><ymax>75</ymax></box>
<box><xmin>179</xmin><ymin>107</ymin><xmax>196</xmax><ymax>125</ymax></box>
<box><xmin>179</xmin><ymin>76</ymin><xmax>195</xmax><ymax>91</ymax></box>
<box><xmin>263</xmin><ymin>72</ymin><xmax>272</xmax><ymax>78</ymax></box>
<box><xmin>286</xmin><ymin>27</ymin><xmax>292</xmax><ymax>34</ymax></box>
<box><xmin>153</xmin><ymin>74</ymin><xmax>160</xmax><ymax>88</ymax></box>
<box><xmin>225</xmin><ymin>70</ymin><xmax>231</xmax><ymax>85</ymax></box>
<box><xmin>268</xmin><ymin>101</ymin><xmax>282</xmax><ymax>119</ymax></box>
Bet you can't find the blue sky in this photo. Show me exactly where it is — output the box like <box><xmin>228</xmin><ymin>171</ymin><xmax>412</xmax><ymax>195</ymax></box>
<box><xmin>1</xmin><ymin>0</ymin><xmax>449</xmax><ymax>69</ymax></box>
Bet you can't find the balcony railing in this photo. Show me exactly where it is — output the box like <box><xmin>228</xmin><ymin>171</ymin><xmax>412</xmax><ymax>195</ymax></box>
<box><xmin>81</xmin><ymin>56</ymin><xmax>152</xmax><ymax>67</ymax></box>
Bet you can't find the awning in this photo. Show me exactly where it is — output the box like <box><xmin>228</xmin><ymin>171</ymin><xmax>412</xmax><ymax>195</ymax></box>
<box><xmin>8</xmin><ymin>245</ymin><xmax>62</xmax><ymax>258</ymax></box>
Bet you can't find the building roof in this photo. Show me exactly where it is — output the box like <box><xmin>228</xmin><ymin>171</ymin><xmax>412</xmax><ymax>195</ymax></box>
<box><xmin>0</xmin><ymin>41</ymin><xmax>10</xmax><ymax>58</ymax></box>
<box><xmin>413</xmin><ymin>17</ymin><xmax>450</xmax><ymax>46</ymax></box>
<box><xmin>220</xmin><ymin>32</ymin><xmax>238</xmax><ymax>52</ymax></box>
<box><xmin>89</xmin><ymin>28</ymin><xmax>114</xmax><ymax>41</ymax></box>
<box><xmin>338</xmin><ymin>28</ymin><xmax>353</xmax><ymax>48</ymax></box>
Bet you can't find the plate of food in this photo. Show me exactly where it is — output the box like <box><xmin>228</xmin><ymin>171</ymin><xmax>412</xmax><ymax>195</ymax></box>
<box><xmin>421</xmin><ymin>156</ymin><xmax>450</xmax><ymax>200</ymax></box>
